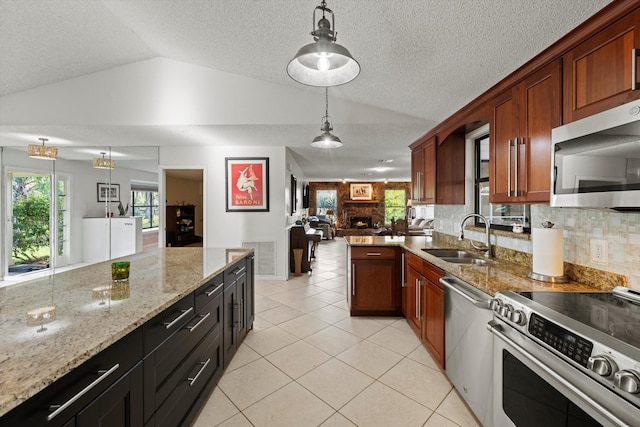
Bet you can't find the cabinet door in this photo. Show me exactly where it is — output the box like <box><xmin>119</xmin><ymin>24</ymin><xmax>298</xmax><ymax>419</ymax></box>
<box><xmin>405</xmin><ymin>266</ymin><xmax>422</xmax><ymax>334</ymax></box>
<box><xmin>76</xmin><ymin>363</ymin><xmax>143</xmax><ymax>427</ymax></box>
<box><xmin>411</xmin><ymin>145</ymin><xmax>425</xmax><ymax>201</ymax></box>
<box><xmin>517</xmin><ymin>60</ymin><xmax>562</xmax><ymax>202</ymax></box>
<box><xmin>423</xmin><ymin>137</ymin><xmax>437</xmax><ymax>204</ymax></box>
<box><xmin>223</xmin><ymin>281</ymin><xmax>238</xmax><ymax>368</ymax></box>
<box><xmin>490</xmin><ymin>90</ymin><xmax>517</xmax><ymax>203</ymax></box>
<box><xmin>423</xmin><ymin>280</ymin><xmax>445</xmax><ymax>368</ymax></box>
<box><xmin>351</xmin><ymin>259</ymin><xmax>397</xmax><ymax>313</ymax></box>
<box><xmin>236</xmin><ymin>273</ymin><xmax>248</xmax><ymax>342</ymax></box>
<box><xmin>245</xmin><ymin>254</ymin><xmax>255</xmax><ymax>331</ymax></box>
<box><xmin>564</xmin><ymin>10</ymin><xmax>640</xmax><ymax>123</ymax></box>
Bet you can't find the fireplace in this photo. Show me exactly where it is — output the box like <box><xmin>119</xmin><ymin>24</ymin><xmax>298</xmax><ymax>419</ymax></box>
<box><xmin>350</xmin><ymin>216</ymin><xmax>372</xmax><ymax>229</ymax></box>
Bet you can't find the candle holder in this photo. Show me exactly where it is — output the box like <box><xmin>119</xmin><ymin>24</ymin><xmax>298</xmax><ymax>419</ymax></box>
<box><xmin>111</xmin><ymin>261</ymin><xmax>131</xmax><ymax>300</ymax></box>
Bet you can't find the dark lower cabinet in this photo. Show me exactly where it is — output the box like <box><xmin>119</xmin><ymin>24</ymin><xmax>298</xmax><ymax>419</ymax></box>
<box><xmin>76</xmin><ymin>363</ymin><xmax>143</xmax><ymax>427</ymax></box>
<box><xmin>1</xmin><ymin>253</ymin><xmax>255</xmax><ymax>427</ymax></box>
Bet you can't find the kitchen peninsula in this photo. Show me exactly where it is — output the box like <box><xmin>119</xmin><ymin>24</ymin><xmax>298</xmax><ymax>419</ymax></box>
<box><xmin>0</xmin><ymin>247</ymin><xmax>254</xmax><ymax>426</ymax></box>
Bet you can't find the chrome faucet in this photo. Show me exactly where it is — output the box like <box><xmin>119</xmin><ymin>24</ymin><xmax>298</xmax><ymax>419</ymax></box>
<box><xmin>459</xmin><ymin>214</ymin><xmax>491</xmax><ymax>258</ymax></box>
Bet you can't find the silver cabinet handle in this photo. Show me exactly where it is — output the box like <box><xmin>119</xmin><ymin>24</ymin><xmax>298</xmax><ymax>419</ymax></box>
<box><xmin>418</xmin><ymin>279</ymin><xmax>422</xmax><ymax>321</ymax></box>
<box><xmin>487</xmin><ymin>321</ymin><xmax>631</xmax><ymax>427</ymax></box>
<box><xmin>233</xmin><ymin>266</ymin><xmax>246</xmax><ymax>276</ymax></box>
<box><xmin>401</xmin><ymin>253</ymin><xmax>405</xmax><ymax>287</ymax></box>
<box><xmin>507</xmin><ymin>139</ymin><xmax>513</xmax><ymax>197</ymax></box>
<box><xmin>233</xmin><ymin>301</ymin><xmax>241</xmax><ymax>327</ymax></box>
<box><xmin>352</xmin><ymin>264</ymin><xmax>356</xmax><ymax>295</ymax></box>
<box><xmin>185</xmin><ymin>312</ymin><xmax>211</xmax><ymax>332</ymax></box>
<box><xmin>48</xmin><ymin>364</ymin><xmax>120</xmax><ymax>421</ymax></box>
<box><xmin>514</xmin><ymin>137</ymin><xmax>520</xmax><ymax>197</ymax></box>
<box><xmin>187</xmin><ymin>359</ymin><xmax>211</xmax><ymax>386</ymax></box>
<box><xmin>240</xmin><ymin>298</ymin><xmax>245</xmax><ymax>329</ymax></box>
<box><xmin>164</xmin><ymin>307</ymin><xmax>194</xmax><ymax>330</ymax></box>
<box><xmin>366</xmin><ymin>252</ymin><xmax>382</xmax><ymax>256</ymax></box>
<box><xmin>205</xmin><ymin>283</ymin><xmax>223</xmax><ymax>297</ymax></box>
<box><xmin>633</xmin><ymin>48</ymin><xmax>639</xmax><ymax>90</ymax></box>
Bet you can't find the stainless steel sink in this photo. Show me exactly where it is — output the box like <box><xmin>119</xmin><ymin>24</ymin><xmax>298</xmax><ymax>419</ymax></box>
<box><xmin>421</xmin><ymin>249</ymin><xmax>494</xmax><ymax>265</ymax></box>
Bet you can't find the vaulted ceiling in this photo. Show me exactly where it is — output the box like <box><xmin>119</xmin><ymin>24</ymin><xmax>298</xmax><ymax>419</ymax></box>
<box><xmin>0</xmin><ymin>0</ymin><xmax>612</xmax><ymax>181</ymax></box>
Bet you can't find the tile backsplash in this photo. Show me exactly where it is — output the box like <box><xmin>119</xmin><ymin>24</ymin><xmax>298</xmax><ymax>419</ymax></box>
<box><xmin>434</xmin><ymin>205</ymin><xmax>640</xmax><ymax>289</ymax></box>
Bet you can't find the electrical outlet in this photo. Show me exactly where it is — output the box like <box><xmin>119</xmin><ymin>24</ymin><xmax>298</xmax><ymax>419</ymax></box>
<box><xmin>590</xmin><ymin>239</ymin><xmax>608</xmax><ymax>264</ymax></box>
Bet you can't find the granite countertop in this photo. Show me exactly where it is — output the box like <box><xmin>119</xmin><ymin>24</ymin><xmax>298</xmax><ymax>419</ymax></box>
<box><xmin>344</xmin><ymin>235</ymin><xmax>612</xmax><ymax>296</ymax></box>
<box><xmin>0</xmin><ymin>247</ymin><xmax>252</xmax><ymax>417</ymax></box>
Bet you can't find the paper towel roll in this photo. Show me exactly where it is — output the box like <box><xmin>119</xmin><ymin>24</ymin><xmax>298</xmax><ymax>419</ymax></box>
<box><xmin>532</xmin><ymin>228</ymin><xmax>564</xmax><ymax>277</ymax></box>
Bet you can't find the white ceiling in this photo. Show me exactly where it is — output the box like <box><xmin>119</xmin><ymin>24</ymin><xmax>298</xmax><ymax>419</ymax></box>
<box><xmin>0</xmin><ymin>0</ymin><xmax>612</xmax><ymax>181</ymax></box>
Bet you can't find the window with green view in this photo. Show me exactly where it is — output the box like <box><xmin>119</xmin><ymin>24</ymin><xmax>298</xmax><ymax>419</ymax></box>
<box><xmin>384</xmin><ymin>189</ymin><xmax>405</xmax><ymax>224</ymax></box>
<box><xmin>130</xmin><ymin>190</ymin><xmax>159</xmax><ymax>229</ymax></box>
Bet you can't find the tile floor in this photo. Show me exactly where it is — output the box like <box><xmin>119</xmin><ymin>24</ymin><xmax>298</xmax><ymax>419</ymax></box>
<box><xmin>193</xmin><ymin>238</ymin><xmax>481</xmax><ymax>427</ymax></box>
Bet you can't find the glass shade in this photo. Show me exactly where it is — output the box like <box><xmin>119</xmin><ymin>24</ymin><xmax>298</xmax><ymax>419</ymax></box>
<box><xmin>311</xmin><ymin>132</ymin><xmax>343</xmax><ymax>148</ymax></box>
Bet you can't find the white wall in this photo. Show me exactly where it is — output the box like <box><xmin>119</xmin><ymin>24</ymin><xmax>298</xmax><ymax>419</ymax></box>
<box><xmin>160</xmin><ymin>145</ymin><xmax>301</xmax><ymax>280</ymax></box>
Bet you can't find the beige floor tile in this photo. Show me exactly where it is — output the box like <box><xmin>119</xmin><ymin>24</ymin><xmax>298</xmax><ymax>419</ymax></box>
<box><xmin>243</xmin><ymin>382</ymin><xmax>335</xmax><ymax>427</ymax></box>
<box><xmin>251</xmin><ymin>314</ymin><xmax>275</xmax><ymax>331</ymax></box>
<box><xmin>337</xmin><ymin>340</ymin><xmax>403</xmax><ymax>378</ymax></box>
<box><xmin>191</xmin><ymin>387</ymin><xmax>239</xmax><ymax>427</ymax></box>
<box><xmin>319</xmin><ymin>412</ymin><xmax>357</xmax><ymax>427</ymax></box>
<box><xmin>332</xmin><ymin>300</ymin><xmax>349</xmax><ymax>311</ymax></box>
<box><xmin>224</xmin><ymin>343</ymin><xmax>262</xmax><ymax>372</ymax></box>
<box><xmin>339</xmin><ymin>382</ymin><xmax>433</xmax><ymax>427</ymax></box>
<box><xmin>265</xmin><ymin>340</ymin><xmax>331</xmax><ymax>379</ymax></box>
<box><xmin>406</xmin><ymin>343</ymin><xmax>441</xmax><ymax>371</ymax></box>
<box><xmin>334</xmin><ymin>317</ymin><xmax>388</xmax><ymax>339</ymax></box>
<box><xmin>242</xmin><ymin>325</ymin><xmax>299</xmax><ymax>356</ymax></box>
<box><xmin>308</xmin><ymin>304</ymin><xmax>351</xmax><ymax>324</ymax></box>
<box><xmin>424</xmin><ymin>412</ymin><xmax>464</xmax><ymax>427</ymax></box>
<box><xmin>216</xmin><ymin>412</ymin><xmax>254</xmax><ymax>427</ymax></box>
<box><xmin>304</xmin><ymin>326</ymin><xmax>362</xmax><ymax>356</ymax></box>
<box><xmin>217</xmin><ymin>358</ymin><xmax>291</xmax><ymax>410</ymax></box>
<box><xmin>285</xmin><ymin>296</ymin><xmax>329</xmax><ymax>312</ymax></box>
<box><xmin>278</xmin><ymin>313</ymin><xmax>331</xmax><ymax>339</ymax></box>
<box><xmin>367</xmin><ymin>325</ymin><xmax>422</xmax><ymax>356</ymax></box>
<box><xmin>314</xmin><ymin>290</ymin><xmax>347</xmax><ymax>304</ymax></box>
<box><xmin>388</xmin><ymin>317</ymin><xmax>416</xmax><ymax>334</ymax></box>
<box><xmin>379</xmin><ymin>358</ymin><xmax>453</xmax><ymax>410</ymax></box>
<box><xmin>298</xmin><ymin>358</ymin><xmax>374</xmax><ymax>410</ymax></box>
<box><xmin>254</xmin><ymin>283</ymin><xmax>287</xmax><ymax>296</ymax></box>
<box><xmin>254</xmin><ymin>295</ymin><xmax>281</xmax><ymax>313</ymax></box>
<box><xmin>435</xmin><ymin>390</ymin><xmax>482</xmax><ymax>427</ymax></box>
<box><xmin>257</xmin><ymin>304</ymin><xmax>305</xmax><ymax>325</ymax></box>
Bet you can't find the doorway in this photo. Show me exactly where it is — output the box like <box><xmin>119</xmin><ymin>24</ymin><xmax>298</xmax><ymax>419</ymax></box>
<box><xmin>163</xmin><ymin>169</ymin><xmax>204</xmax><ymax>247</ymax></box>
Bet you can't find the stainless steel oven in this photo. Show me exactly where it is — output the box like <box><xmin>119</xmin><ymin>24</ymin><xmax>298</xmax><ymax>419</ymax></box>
<box><xmin>488</xmin><ymin>287</ymin><xmax>640</xmax><ymax>427</ymax></box>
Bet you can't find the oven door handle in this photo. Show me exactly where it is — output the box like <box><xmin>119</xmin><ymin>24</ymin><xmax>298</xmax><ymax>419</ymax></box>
<box><xmin>487</xmin><ymin>320</ymin><xmax>634</xmax><ymax>427</ymax></box>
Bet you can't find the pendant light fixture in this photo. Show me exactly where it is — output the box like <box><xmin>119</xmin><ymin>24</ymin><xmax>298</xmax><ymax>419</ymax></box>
<box><xmin>28</xmin><ymin>138</ymin><xmax>57</xmax><ymax>160</ymax></box>
<box><xmin>311</xmin><ymin>87</ymin><xmax>343</xmax><ymax>148</ymax></box>
<box><xmin>287</xmin><ymin>0</ymin><xmax>360</xmax><ymax>87</ymax></box>
<box><xmin>93</xmin><ymin>152</ymin><xmax>115</xmax><ymax>169</ymax></box>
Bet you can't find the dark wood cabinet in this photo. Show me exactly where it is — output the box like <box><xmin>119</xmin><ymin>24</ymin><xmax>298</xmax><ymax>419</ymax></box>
<box><xmin>347</xmin><ymin>246</ymin><xmax>400</xmax><ymax>315</ymax></box>
<box><xmin>563</xmin><ymin>9</ymin><xmax>640</xmax><ymax>123</ymax></box>
<box><xmin>411</xmin><ymin>145</ymin><xmax>425</xmax><ymax>202</ymax></box>
<box><xmin>421</xmin><ymin>262</ymin><xmax>445</xmax><ymax>369</ymax></box>
<box><xmin>223</xmin><ymin>259</ymin><xmax>249</xmax><ymax>367</ymax></box>
<box><xmin>436</xmin><ymin>132</ymin><xmax>465</xmax><ymax>205</ymax></box>
<box><xmin>423</xmin><ymin>137</ymin><xmax>437</xmax><ymax>204</ymax></box>
<box><xmin>166</xmin><ymin>205</ymin><xmax>197</xmax><ymax>247</ymax></box>
<box><xmin>405</xmin><ymin>252</ymin><xmax>423</xmax><ymax>335</ymax></box>
<box><xmin>491</xmin><ymin>60</ymin><xmax>562</xmax><ymax>203</ymax></box>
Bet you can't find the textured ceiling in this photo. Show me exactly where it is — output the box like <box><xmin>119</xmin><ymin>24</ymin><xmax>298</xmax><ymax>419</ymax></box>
<box><xmin>0</xmin><ymin>0</ymin><xmax>613</xmax><ymax>181</ymax></box>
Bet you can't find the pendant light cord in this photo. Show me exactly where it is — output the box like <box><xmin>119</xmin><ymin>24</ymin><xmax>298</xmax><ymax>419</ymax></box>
<box><xmin>325</xmin><ymin>87</ymin><xmax>329</xmax><ymax>118</ymax></box>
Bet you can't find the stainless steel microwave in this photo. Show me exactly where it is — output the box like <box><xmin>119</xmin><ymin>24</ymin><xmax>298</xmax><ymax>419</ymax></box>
<box><xmin>551</xmin><ymin>100</ymin><xmax>640</xmax><ymax>210</ymax></box>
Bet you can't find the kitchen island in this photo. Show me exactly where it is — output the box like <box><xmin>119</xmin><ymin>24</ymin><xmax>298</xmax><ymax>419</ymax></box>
<box><xmin>0</xmin><ymin>247</ymin><xmax>254</xmax><ymax>426</ymax></box>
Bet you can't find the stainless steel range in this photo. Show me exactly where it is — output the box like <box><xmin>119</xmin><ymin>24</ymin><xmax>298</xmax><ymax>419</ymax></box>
<box><xmin>487</xmin><ymin>286</ymin><xmax>640</xmax><ymax>427</ymax></box>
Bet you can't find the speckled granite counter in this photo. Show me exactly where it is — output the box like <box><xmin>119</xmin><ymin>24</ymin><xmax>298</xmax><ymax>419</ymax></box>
<box><xmin>344</xmin><ymin>235</ymin><xmax>618</xmax><ymax>296</ymax></box>
<box><xmin>0</xmin><ymin>247</ymin><xmax>251</xmax><ymax>417</ymax></box>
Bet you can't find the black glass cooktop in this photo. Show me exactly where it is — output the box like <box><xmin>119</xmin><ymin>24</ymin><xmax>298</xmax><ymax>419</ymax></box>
<box><xmin>517</xmin><ymin>289</ymin><xmax>640</xmax><ymax>349</ymax></box>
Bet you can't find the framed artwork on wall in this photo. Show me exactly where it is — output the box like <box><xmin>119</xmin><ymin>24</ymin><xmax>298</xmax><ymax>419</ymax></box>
<box><xmin>225</xmin><ymin>157</ymin><xmax>269</xmax><ymax>212</ymax></box>
<box><xmin>350</xmin><ymin>183</ymin><xmax>373</xmax><ymax>200</ymax></box>
<box><xmin>97</xmin><ymin>183</ymin><xmax>120</xmax><ymax>202</ymax></box>
<box><xmin>290</xmin><ymin>174</ymin><xmax>297</xmax><ymax>215</ymax></box>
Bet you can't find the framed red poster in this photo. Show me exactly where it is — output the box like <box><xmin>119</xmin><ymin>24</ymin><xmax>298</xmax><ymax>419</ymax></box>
<box><xmin>225</xmin><ymin>157</ymin><xmax>269</xmax><ymax>212</ymax></box>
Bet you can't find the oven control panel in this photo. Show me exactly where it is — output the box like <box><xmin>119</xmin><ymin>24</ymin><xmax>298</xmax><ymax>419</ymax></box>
<box><xmin>528</xmin><ymin>313</ymin><xmax>594</xmax><ymax>367</ymax></box>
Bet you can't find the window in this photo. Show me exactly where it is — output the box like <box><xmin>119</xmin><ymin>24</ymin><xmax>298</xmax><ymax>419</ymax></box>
<box><xmin>474</xmin><ymin>134</ymin><xmax>530</xmax><ymax>231</ymax></box>
<box><xmin>316</xmin><ymin>190</ymin><xmax>337</xmax><ymax>216</ymax></box>
<box><xmin>384</xmin><ymin>189</ymin><xmax>406</xmax><ymax>224</ymax></box>
<box><xmin>130</xmin><ymin>190</ymin><xmax>159</xmax><ymax>229</ymax></box>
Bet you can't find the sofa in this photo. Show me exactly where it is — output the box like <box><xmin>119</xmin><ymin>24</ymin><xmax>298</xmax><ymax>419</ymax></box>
<box><xmin>309</xmin><ymin>216</ymin><xmax>335</xmax><ymax>239</ymax></box>
<box><xmin>408</xmin><ymin>217</ymin><xmax>434</xmax><ymax>232</ymax></box>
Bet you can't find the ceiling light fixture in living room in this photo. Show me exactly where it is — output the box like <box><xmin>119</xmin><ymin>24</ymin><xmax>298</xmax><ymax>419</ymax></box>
<box><xmin>28</xmin><ymin>138</ymin><xmax>57</xmax><ymax>160</ymax></box>
<box><xmin>311</xmin><ymin>87</ymin><xmax>343</xmax><ymax>148</ymax></box>
<box><xmin>287</xmin><ymin>0</ymin><xmax>360</xmax><ymax>87</ymax></box>
<box><xmin>93</xmin><ymin>152</ymin><xmax>115</xmax><ymax>169</ymax></box>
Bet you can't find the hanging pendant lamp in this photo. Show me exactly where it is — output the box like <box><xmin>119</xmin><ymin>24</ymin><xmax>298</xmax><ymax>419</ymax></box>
<box><xmin>93</xmin><ymin>152</ymin><xmax>115</xmax><ymax>169</ymax></box>
<box><xmin>28</xmin><ymin>138</ymin><xmax>57</xmax><ymax>160</ymax></box>
<box><xmin>287</xmin><ymin>0</ymin><xmax>360</xmax><ymax>87</ymax></box>
<box><xmin>311</xmin><ymin>87</ymin><xmax>343</xmax><ymax>148</ymax></box>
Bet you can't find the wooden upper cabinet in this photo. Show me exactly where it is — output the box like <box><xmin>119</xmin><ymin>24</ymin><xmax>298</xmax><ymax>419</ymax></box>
<box><xmin>411</xmin><ymin>144</ymin><xmax>424</xmax><ymax>202</ymax></box>
<box><xmin>423</xmin><ymin>137</ymin><xmax>437</xmax><ymax>204</ymax></box>
<box><xmin>436</xmin><ymin>132</ymin><xmax>465</xmax><ymax>204</ymax></box>
<box><xmin>490</xmin><ymin>60</ymin><xmax>562</xmax><ymax>203</ymax></box>
<box><xmin>564</xmin><ymin>9</ymin><xmax>640</xmax><ymax>123</ymax></box>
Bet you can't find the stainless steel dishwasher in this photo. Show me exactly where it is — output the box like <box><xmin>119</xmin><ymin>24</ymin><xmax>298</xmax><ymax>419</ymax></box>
<box><xmin>441</xmin><ymin>274</ymin><xmax>494</xmax><ymax>427</ymax></box>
